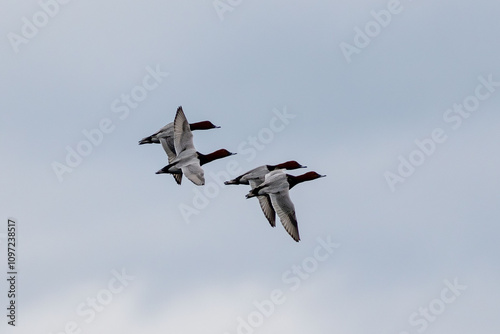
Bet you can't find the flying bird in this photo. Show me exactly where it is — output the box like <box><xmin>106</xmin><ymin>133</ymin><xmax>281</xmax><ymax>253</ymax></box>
<box><xmin>246</xmin><ymin>170</ymin><xmax>326</xmax><ymax>242</ymax></box>
<box><xmin>156</xmin><ymin>106</ymin><xmax>234</xmax><ymax>185</ymax></box>
<box><xmin>139</xmin><ymin>119</ymin><xmax>219</xmax><ymax>145</ymax></box>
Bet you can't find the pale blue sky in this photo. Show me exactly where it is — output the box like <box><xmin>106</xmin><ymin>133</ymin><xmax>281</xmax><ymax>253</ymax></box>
<box><xmin>1</xmin><ymin>1</ymin><xmax>500</xmax><ymax>333</ymax></box>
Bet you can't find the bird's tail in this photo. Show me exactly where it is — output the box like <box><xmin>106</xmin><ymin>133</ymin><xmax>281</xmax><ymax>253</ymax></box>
<box><xmin>245</xmin><ymin>188</ymin><xmax>259</xmax><ymax>199</ymax></box>
<box><xmin>156</xmin><ymin>162</ymin><xmax>176</xmax><ymax>174</ymax></box>
<box><xmin>138</xmin><ymin>136</ymin><xmax>154</xmax><ymax>145</ymax></box>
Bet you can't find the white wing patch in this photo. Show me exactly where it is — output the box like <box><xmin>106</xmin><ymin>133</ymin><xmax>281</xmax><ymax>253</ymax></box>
<box><xmin>173</xmin><ymin>107</ymin><xmax>194</xmax><ymax>153</ymax></box>
<box><xmin>182</xmin><ymin>162</ymin><xmax>205</xmax><ymax>186</ymax></box>
<box><xmin>270</xmin><ymin>190</ymin><xmax>299</xmax><ymax>242</ymax></box>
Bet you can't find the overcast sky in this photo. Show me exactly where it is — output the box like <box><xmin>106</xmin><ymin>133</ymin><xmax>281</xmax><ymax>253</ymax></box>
<box><xmin>1</xmin><ymin>1</ymin><xmax>500</xmax><ymax>333</ymax></box>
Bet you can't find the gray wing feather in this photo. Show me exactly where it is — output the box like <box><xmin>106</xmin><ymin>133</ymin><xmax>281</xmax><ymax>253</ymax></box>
<box><xmin>257</xmin><ymin>195</ymin><xmax>276</xmax><ymax>227</ymax></box>
<box><xmin>257</xmin><ymin>170</ymin><xmax>288</xmax><ymax>194</ymax></box>
<box><xmin>241</xmin><ymin>166</ymin><xmax>268</xmax><ymax>184</ymax></box>
<box><xmin>160</xmin><ymin>138</ymin><xmax>177</xmax><ymax>163</ymax></box>
<box><xmin>173</xmin><ymin>107</ymin><xmax>195</xmax><ymax>153</ymax></box>
<box><xmin>182</xmin><ymin>163</ymin><xmax>205</xmax><ymax>186</ymax></box>
<box><xmin>270</xmin><ymin>190</ymin><xmax>300</xmax><ymax>242</ymax></box>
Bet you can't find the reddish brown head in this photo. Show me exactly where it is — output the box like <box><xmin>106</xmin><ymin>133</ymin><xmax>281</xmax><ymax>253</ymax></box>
<box><xmin>287</xmin><ymin>171</ymin><xmax>326</xmax><ymax>189</ymax></box>
<box><xmin>198</xmin><ymin>149</ymin><xmax>236</xmax><ymax>166</ymax></box>
<box><xmin>273</xmin><ymin>160</ymin><xmax>307</xmax><ymax>170</ymax></box>
<box><xmin>189</xmin><ymin>121</ymin><xmax>220</xmax><ymax>131</ymax></box>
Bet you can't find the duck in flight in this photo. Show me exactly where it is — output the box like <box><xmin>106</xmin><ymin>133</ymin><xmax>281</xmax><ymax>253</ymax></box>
<box><xmin>138</xmin><ymin>118</ymin><xmax>219</xmax><ymax>146</ymax></box>
<box><xmin>156</xmin><ymin>106</ymin><xmax>234</xmax><ymax>185</ymax></box>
